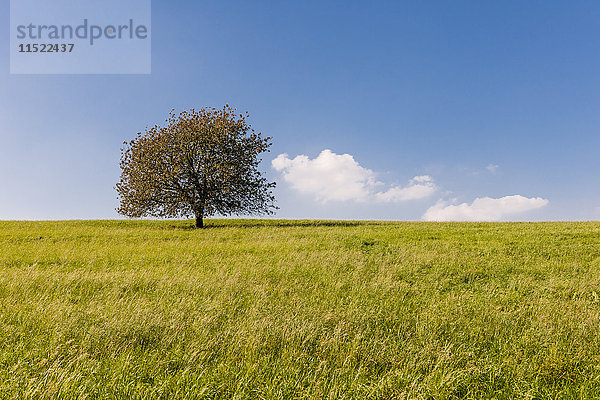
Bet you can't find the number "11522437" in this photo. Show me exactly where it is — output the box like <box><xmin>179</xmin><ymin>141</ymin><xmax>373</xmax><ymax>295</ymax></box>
<box><xmin>18</xmin><ymin>43</ymin><xmax>74</xmax><ymax>53</ymax></box>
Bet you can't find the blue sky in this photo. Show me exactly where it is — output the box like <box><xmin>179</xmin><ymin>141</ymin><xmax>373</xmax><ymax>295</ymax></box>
<box><xmin>1</xmin><ymin>0</ymin><xmax>599</xmax><ymax>220</ymax></box>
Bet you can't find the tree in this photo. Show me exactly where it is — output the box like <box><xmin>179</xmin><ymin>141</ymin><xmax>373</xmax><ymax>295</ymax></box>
<box><xmin>116</xmin><ymin>105</ymin><xmax>276</xmax><ymax>228</ymax></box>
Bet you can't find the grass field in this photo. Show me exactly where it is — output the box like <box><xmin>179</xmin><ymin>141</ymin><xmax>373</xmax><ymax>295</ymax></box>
<box><xmin>1</xmin><ymin>220</ymin><xmax>600</xmax><ymax>399</ymax></box>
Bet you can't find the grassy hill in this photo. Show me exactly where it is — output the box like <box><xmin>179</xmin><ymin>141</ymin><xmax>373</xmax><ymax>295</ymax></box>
<box><xmin>1</xmin><ymin>220</ymin><xmax>600</xmax><ymax>399</ymax></box>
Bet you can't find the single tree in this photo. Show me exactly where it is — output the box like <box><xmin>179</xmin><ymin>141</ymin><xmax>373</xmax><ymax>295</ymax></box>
<box><xmin>116</xmin><ymin>105</ymin><xmax>276</xmax><ymax>228</ymax></box>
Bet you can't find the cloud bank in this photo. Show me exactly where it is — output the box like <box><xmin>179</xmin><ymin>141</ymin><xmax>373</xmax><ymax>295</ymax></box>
<box><xmin>423</xmin><ymin>195</ymin><xmax>549</xmax><ymax>222</ymax></box>
<box><xmin>272</xmin><ymin>149</ymin><xmax>436</xmax><ymax>203</ymax></box>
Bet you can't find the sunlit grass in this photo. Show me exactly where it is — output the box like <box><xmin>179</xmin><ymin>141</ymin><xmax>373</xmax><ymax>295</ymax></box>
<box><xmin>1</xmin><ymin>220</ymin><xmax>599</xmax><ymax>398</ymax></box>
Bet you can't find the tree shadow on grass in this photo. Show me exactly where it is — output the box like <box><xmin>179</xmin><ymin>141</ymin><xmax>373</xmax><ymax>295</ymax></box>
<box><xmin>166</xmin><ymin>220</ymin><xmax>378</xmax><ymax>230</ymax></box>
<box><xmin>64</xmin><ymin>219</ymin><xmax>393</xmax><ymax>231</ymax></box>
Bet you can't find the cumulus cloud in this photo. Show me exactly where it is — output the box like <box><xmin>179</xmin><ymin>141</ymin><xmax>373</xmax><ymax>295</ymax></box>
<box><xmin>423</xmin><ymin>195</ymin><xmax>549</xmax><ymax>222</ymax></box>
<box><xmin>272</xmin><ymin>149</ymin><xmax>436</xmax><ymax>203</ymax></box>
<box><xmin>375</xmin><ymin>175</ymin><xmax>437</xmax><ymax>202</ymax></box>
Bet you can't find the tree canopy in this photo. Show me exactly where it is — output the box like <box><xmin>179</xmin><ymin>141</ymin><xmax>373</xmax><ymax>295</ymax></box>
<box><xmin>116</xmin><ymin>106</ymin><xmax>276</xmax><ymax>228</ymax></box>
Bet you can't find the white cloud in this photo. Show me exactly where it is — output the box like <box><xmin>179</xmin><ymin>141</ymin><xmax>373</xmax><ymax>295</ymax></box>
<box><xmin>271</xmin><ymin>150</ymin><xmax>376</xmax><ymax>202</ymax></box>
<box><xmin>486</xmin><ymin>164</ymin><xmax>499</xmax><ymax>173</ymax></box>
<box><xmin>375</xmin><ymin>175</ymin><xmax>436</xmax><ymax>202</ymax></box>
<box><xmin>423</xmin><ymin>195</ymin><xmax>549</xmax><ymax>222</ymax></box>
<box><xmin>272</xmin><ymin>149</ymin><xmax>436</xmax><ymax>203</ymax></box>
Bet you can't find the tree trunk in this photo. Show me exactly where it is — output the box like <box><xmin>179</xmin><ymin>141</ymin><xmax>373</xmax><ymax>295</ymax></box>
<box><xmin>195</xmin><ymin>215</ymin><xmax>204</xmax><ymax>229</ymax></box>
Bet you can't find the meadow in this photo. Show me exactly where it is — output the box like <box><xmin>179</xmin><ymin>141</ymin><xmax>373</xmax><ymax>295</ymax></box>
<box><xmin>0</xmin><ymin>220</ymin><xmax>599</xmax><ymax>399</ymax></box>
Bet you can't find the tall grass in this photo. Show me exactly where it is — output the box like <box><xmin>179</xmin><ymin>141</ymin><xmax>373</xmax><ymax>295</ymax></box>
<box><xmin>0</xmin><ymin>220</ymin><xmax>599</xmax><ymax>398</ymax></box>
